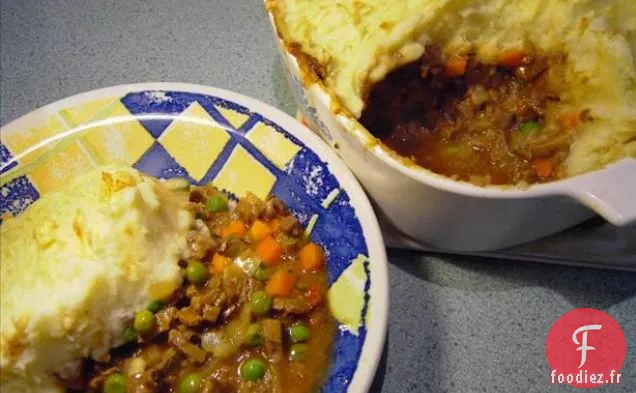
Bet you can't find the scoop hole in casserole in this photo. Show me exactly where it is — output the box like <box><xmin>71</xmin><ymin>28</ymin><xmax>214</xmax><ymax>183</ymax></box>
<box><xmin>359</xmin><ymin>45</ymin><xmax>589</xmax><ymax>186</ymax></box>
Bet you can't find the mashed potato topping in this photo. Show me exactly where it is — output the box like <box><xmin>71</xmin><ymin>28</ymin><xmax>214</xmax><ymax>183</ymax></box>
<box><xmin>268</xmin><ymin>0</ymin><xmax>636</xmax><ymax>178</ymax></box>
<box><xmin>0</xmin><ymin>165</ymin><xmax>193</xmax><ymax>392</ymax></box>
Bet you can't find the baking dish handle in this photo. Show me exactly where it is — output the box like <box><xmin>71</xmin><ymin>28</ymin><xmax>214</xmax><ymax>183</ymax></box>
<box><xmin>565</xmin><ymin>159</ymin><xmax>636</xmax><ymax>226</ymax></box>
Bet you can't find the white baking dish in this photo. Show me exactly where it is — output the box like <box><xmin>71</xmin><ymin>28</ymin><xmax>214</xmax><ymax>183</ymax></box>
<box><xmin>265</xmin><ymin>9</ymin><xmax>636</xmax><ymax>252</ymax></box>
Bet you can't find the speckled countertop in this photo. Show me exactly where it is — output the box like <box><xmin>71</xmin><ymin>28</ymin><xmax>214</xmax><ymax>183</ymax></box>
<box><xmin>1</xmin><ymin>1</ymin><xmax>635</xmax><ymax>392</ymax></box>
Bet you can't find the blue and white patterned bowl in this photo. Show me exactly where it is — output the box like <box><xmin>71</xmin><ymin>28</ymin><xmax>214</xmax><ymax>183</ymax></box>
<box><xmin>0</xmin><ymin>83</ymin><xmax>389</xmax><ymax>393</ymax></box>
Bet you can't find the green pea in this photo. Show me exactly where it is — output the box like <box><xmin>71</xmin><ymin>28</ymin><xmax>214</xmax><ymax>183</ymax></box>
<box><xmin>444</xmin><ymin>145</ymin><xmax>460</xmax><ymax>155</ymax></box>
<box><xmin>289</xmin><ymin>343</ymin><xmax>309</xmax><ymax>361</ymax></box>
<box><xmin>147</xmin><ymin>300</ymin><xmax>164</xmax><ymax>314</ymax></box>
<box><xmin>178</xmin><ymin>372</ymin><xmax>202</xmax><ymax>393</ymax></box>
<box><xmin>133</xmin><ymin>310</ymin><xmax>156</xmax><ymax>334</ymax></box>
<box><xmin>253</xmin><ymin>267</ymin><xmax>269</xmax><ymax>281</ymax></box>
<box><xmin>240</xmin><ymin>358</ymin><xmax>267</xmax><ymax>381</ymax></box>
<box><xmin>289</xmin><ymin>323</ymin><xmax>311</xmax><ymax>343</ymax></box>
<box><xmin>245</xmin><ymin>323</ymin><xmax>263</xmax><ymax>346</ymax></box>
<box><xmin>520</xmin><ymin>121</ymin><xmax>541</xmax><ymax>135</ymax></box>
<box><xmin>103</xmin><ymin>373</ymin><xmax>127</xmax><ymax>393</ymax></box>
<box><xmin>186</xmin><ymin>260</ymin><xmax>209</xmax><ymax>285</ymax></box>
<box><xmin>122</xmin><ymin>326</ymin><xmax>137</xmax><ymax>344</ymax></box>
<box><xmin>206</xmin><ymin>194</ymin><xmax>227</xmax><ymax>212</ymax></box>
<box><xmin>250</xmin><ymin>291</ymin><xmax>272</xmax><ymax>316</ymax></box>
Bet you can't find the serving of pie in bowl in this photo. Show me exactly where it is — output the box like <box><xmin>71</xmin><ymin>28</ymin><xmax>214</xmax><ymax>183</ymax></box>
<box><xmin>0</xmin><ymin>84</ymin><xmax>388</xmax><ymax>393</ymax></box>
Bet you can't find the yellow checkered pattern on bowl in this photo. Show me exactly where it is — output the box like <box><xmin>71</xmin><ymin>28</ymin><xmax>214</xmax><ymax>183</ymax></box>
<box><xmin>1</xmin><ymin>96</ymin><xmax>302</xmax><ymax>199</ymax></box>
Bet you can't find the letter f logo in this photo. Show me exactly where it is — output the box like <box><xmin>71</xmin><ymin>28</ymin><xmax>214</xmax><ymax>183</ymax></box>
<box><xmin>572</xmin><ymin>325</ymin><xmax>602</xmax><ymax>368</ymax></box>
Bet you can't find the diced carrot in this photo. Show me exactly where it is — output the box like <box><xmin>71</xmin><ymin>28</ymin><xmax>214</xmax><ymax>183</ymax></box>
<box><xmin>304</xmin><ymin>283</ymin><xmax>324</xmax><ymax>307</ymax></box>
<box><xmin>221</xmin><ymin>220</ymin><xmax>247</xmax><ymax>238</ymax></box>
<box><xmin>255</xmin><ymin>235</ymin><xmax>284</xmax><ymax>267</ymax></box>
<box><xmin>558</xmin><ymin>111</ymin><xmax>581</xmax><ymax>129</ymax></box>
<box><xmin>299</xmin><ymin>242</ymin><xmax>325</xmax><ymax>271</ymax></box>
<box><xmin>445</xmin><ymin>57</ymin><xmax>467</xmax><ymax>77</ymax></box>
<box><xmin>532</xmin><ymin>158</ymin><xmax>554</xmax><ymax>179</ymax></box>
<box><xmin>211</xmin><ymin>253</ymin><xmax>229</xmax><ymax>274</ymax></box>
<box><xmin>250</xmin><ymin>220</ymin><xmax>273</xmax><ymax>241</ymax></box>
<box><xmin>266</xmin><ymin>270</ymin><xmax>297</xmax><ymax>297</ymax></box>
<box><xmin>498</xmin><ymin>49</ymin><xmax>526</xmax><ymax>68</ymax></box>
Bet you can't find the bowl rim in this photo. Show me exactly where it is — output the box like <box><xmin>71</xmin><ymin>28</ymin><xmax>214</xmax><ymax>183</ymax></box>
<box><xmin>0</xmin><ymin>82</ymin><xmax>390</xmax><ymax>393</ymax></box>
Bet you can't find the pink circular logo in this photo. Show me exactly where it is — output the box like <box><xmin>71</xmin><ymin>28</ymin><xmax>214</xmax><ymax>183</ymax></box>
<box><xmin>546</xmin><ymin>308</ymin><xmax>626</xmax><ymax>388</ymax></box>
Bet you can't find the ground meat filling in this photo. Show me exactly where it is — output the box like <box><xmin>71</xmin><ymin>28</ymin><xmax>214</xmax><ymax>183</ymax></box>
<box><xmin>67</xmin><ymin>185</ymin><xmax>334</xmax><ymax>393</ymax></box>
<box><xmin>360</xmin><ymin>46</ymin><xmax>587</xmax><ymax>185</ymax></box>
